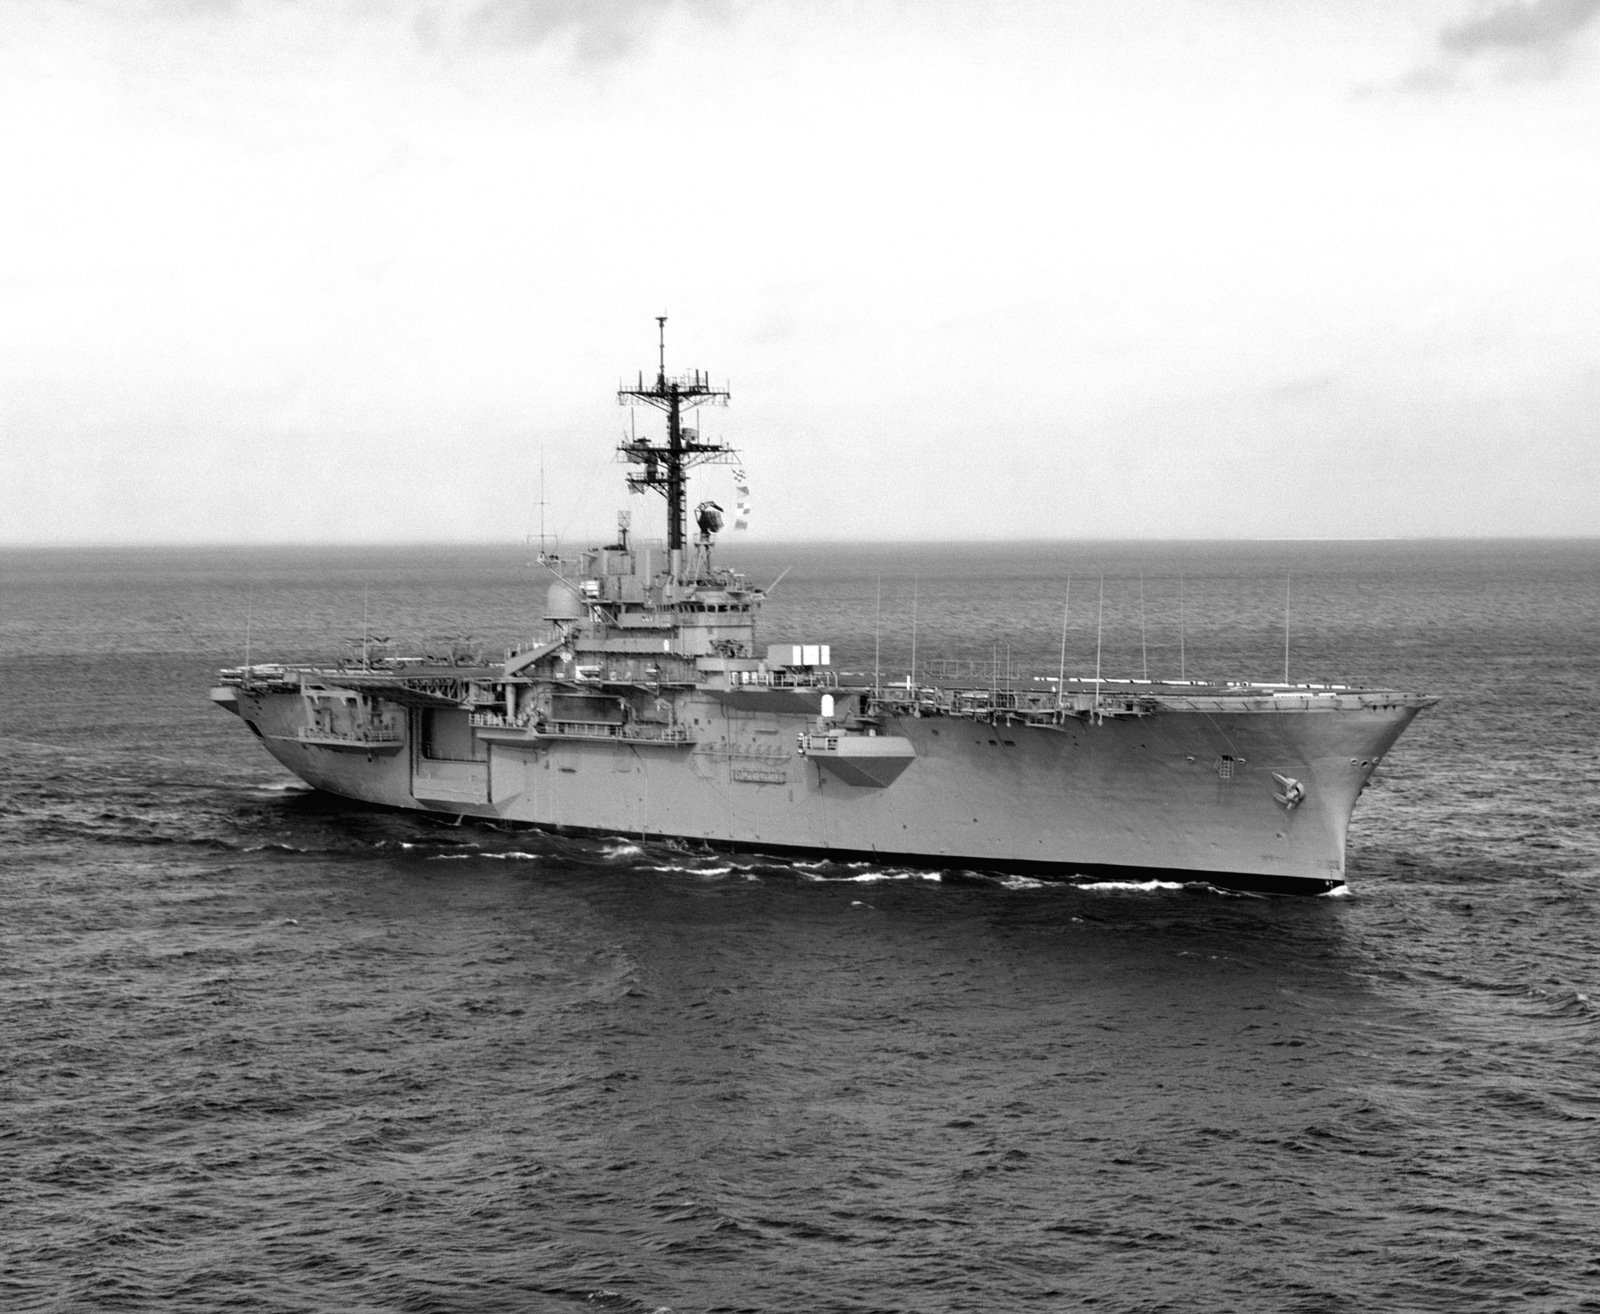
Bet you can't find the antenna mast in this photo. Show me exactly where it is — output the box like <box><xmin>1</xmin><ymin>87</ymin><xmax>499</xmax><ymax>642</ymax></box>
<box><xmin>1179</xmin><ymin>572</ymin><xmax>1186</xmax><ymax>681</ymax></box>
<box><xmin>1094</xmin><ymin>575</ymin><xmax>1104</xmax><ymax>717</ymax></box>
<box><xmin>1057</xmin><ymin>579</ymin><xmax>1070</xmax><ymax>705</ymax></box>
<box><xmin>1139</xmin><ymin>571</ymin><xmax>1148</xmax><ymax>681</ymax></box>
<box><xmin>537</xmin><ymin>449</ymin><xmax>549</xmax><ymax>562</ymax></box>
<box><xmin>909</xmin><ymin>577</ymin><xmax>918</xmax><ymax>690</ymax></box>
<box><xmin>874</xmin><ymin>575</ymin><xmax>882</xmax><ymax>696</ymax></box>
<box><xmin>617</xmin><ymin>317</ymin><xmax>735</xmax><ymax>573</ymax></box>
<box><xmin>1284</xmin><ymin>571</ymin><xmax>1291</xmax><ymax>684</ymax></box>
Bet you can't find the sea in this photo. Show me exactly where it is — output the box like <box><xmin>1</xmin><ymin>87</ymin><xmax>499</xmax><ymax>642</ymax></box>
<box><xmin>3</xmin><ymin>538</ymin><xmax>1597</xmax><ymax>1314</ymax></box>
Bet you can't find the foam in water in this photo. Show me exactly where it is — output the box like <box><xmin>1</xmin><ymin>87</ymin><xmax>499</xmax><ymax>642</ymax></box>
<box><xmin>424</xmin><ymin>850</ymin><xmax>542</xmax><ymax>862</ymax></box>
<box><xmin>799</xmin><ymin>867</ymin><xmax>944</xmax><ymax>884</ymax></box>
<box><xmin>602</xmin><ymin>843</ymin><xmax>645</xmax><ymax>860</ymax></box>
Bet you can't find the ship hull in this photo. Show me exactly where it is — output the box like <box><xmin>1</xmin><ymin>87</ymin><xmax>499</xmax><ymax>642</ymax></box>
<box><xmin>218</xmin><ymin>683</ymin><xmax>1425</xmax><ymax>895</ymax></box>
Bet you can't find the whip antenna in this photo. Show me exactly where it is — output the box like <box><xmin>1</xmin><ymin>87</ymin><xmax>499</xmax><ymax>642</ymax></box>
<box><xmin>1284</xmin><ymin>571</ymin><xmax>1292</xmax><ymax>685</ymax></box>
<box><xmin>1057</xmin><ymin>578</ymin><xmax>1071</xmax><ymax>706</ymax></box>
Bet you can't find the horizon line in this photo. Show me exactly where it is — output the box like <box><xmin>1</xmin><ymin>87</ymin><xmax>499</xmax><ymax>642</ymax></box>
<box><xmin>5</xmin><ymin>533</ymin><xmax>1600</xmax><ymax>553</ymax></box>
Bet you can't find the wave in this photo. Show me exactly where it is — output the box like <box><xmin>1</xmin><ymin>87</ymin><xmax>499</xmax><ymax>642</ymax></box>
<box><xmin>1522</xmin><ymin>986</ymin><xmax>1596</xmax><ymax>1020</ymax></box>
<box><xmin>601</xmin><ymin>843</ymin><xmax>645</xmax><ymax>860</ymax></box>
<box><xmin>796</xmin><ymin>866</ymin><xmax>944</xmax><ymax>884</ymax></box>
<box><xmin>424</xmin><ymin>850</ymin><xmax>543</xmax><ymax>863</ymax></box>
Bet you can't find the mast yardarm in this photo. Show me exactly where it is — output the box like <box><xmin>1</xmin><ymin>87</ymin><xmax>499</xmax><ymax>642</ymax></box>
<box><xmin>618</xmin><ymin>316</ymin><xmax>735</xmax><ymax>555</ymax></box>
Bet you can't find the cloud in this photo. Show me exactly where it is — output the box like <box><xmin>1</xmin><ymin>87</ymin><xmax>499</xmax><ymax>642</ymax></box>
<box><xmin>1391</xmin><ymin>0</ymin><xmax>1600</xmax><ymax>90</ymax></box>
<box><xmin>1263</xmin><ymin>373</ymin><xmax>1340</xmax><ymax>403</ymax></box>
<box><xmin>414</xmin><ymin>0</ymin><xmax>729</xmax><ymax>64</ymax></box>
<box><xmin>1440</xmin><ymin>0</ymin><xmax>1600</xmax><ymax>55</ymax></box>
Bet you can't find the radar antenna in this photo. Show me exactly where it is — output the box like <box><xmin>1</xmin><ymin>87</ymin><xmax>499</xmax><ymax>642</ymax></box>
<box><xmin>617</xmin><ymin>317</ymin><xmax>736</xmax><ymax>568</ymax></box>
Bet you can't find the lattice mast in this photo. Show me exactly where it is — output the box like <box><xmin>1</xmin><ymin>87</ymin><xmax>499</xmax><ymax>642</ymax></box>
<box><xmin>618</xmin><ymin>317</ymin><xmax>735</xmax><ymax>574</ymax></box>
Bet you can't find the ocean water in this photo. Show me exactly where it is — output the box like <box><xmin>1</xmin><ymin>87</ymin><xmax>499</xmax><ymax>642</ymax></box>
<box><xmin>2</xmin><ymin>539</ymin><xmax>1598</xmax><ymax>1313</ymax></box>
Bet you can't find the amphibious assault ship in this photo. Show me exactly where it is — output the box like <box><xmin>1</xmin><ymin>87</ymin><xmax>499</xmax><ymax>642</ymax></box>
<box><xmin>212</xmin><ymin>322</ymin><xmax>1435</xmax><ymax>895</ymax></box>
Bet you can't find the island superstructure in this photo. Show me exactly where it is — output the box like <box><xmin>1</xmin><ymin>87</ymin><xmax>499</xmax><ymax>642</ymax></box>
<box><xmin>211</xmin><ymin>321</ymin><xmax>1435</xmax><ymax>895</ymax></box>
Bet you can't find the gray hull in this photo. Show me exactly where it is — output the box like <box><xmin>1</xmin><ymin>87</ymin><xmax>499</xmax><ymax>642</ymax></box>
<box><xmin>218</xmin><ymin>682</ymin><xmax>1426</xmax><ymax>895</ymax></box>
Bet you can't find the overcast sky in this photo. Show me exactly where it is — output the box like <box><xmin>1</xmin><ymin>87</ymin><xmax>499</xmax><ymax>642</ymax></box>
<box><xmin>3</xmin><ymin>0</ymin><xmax>1597</xmax><ymax>545</ymax></box>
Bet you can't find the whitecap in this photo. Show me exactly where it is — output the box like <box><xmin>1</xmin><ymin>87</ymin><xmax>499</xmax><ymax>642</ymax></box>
<box><xmin>816</xmin><ymin>868</ymin><xmax>944</xmax><ymax>884</ymax></box>
<box><xmin>602</xmin><ymin>843</ymin><xmax>645</xmax><ymax>860</ymax></box>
